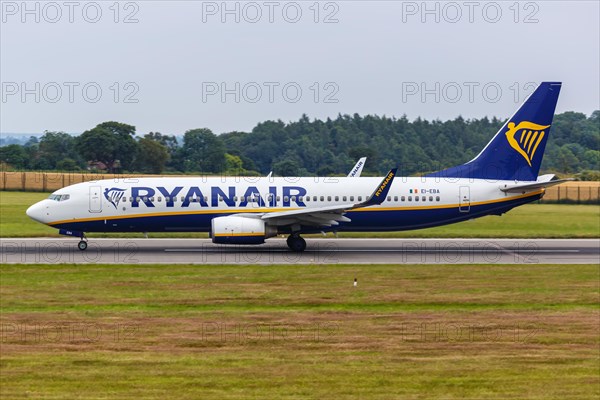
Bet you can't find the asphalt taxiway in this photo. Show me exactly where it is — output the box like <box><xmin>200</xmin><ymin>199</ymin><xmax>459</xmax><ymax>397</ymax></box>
<box><xmin>1</xmin><ymin>238</ymin><xmax>598</xmax><ymax>264</ymax></box>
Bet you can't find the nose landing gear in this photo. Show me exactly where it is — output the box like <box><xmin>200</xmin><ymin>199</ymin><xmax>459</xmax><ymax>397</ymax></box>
<box><xmin>58</xmin><ymin>229</ymin><xmax>88</xmax><ymax>251</ymax></box>
<box><xmin>77</xmin><ymin>233</ymin><xmax>88</xmax><ymax>251</ymax></box>
<box><xmin>286</xmin><ymin>234</ymin><xmax>306</xmax><ymax>252</ymax></box>
<box><xmin>77</xmin><ymin>240</ymin><xmax>88</xmax><ymax>251</ymax></box>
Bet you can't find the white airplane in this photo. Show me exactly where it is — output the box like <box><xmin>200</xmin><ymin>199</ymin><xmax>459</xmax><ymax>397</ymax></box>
<box><xmin>347</xmin><ymin>157</ymin><xmax>367</xmax><ymax>177</ymax></box>
<box><xmin>27</xmin><ymin>82</ymin><xmax>569</xmax><ymax>252</ymax></box>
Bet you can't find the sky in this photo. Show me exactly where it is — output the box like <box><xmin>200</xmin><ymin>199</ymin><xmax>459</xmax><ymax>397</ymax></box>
<box><xmin>1</xmin><ymin>0</ymin><xmax>599</xmax><ymax>136</ymax></box>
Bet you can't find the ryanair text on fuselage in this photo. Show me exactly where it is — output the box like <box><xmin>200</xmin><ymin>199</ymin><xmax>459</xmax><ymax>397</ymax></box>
<box><xmin>110</xmin><ymin>186</ymin><xmax>308</xmax><ymax>209</ymax></box>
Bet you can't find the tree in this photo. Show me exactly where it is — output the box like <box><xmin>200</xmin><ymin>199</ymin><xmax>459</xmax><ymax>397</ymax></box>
<box><xmin>38</xmin><ymin>131</ymin><xmax>81</xmax><ymax>169</ymax></box>
<box><xmin>144</xmin><ymin>132</ymin><xmax>180</xmax><ymax>171</ymax></box>
<box><xmin>144</xmin><ymin>132</ymin><xmax>179</xmax><ymax>154</ymax></box>
<box><xmin>273</xmin><ymin>159</ymin><xmax>301</xmax><ymax>176</ymax></box>
<box><xmin>75</xmin><ymin>122</ymin><xmax>137</xmax><ymax>172</ymax></box>
<box><xmin>135</xmin><ymin>138</ymin><xmax>169</xmax><ymax>174</ymax></box>
<box><xmin>224</xmin><ymin>153</ymin><xmax>244</xmax><ymax>174</ymax></box>
<box><xmin>0</xmin><ymin>144</ymin><xmax>27</xmax><ymax>169</ymax></box>
<box><xmin>556</xmin><ymin>146</ymin><xmax>578</xmax><ymax>173</ymax></box>
<box><xmin>56</xmin><ymin>158</ymin><xmax>80</xmax><ymax>171</ymax></box>
<box><xmin>181</xmin><ymin>128</ymin><xmax>225</xmax><ymax>173</ymax></box>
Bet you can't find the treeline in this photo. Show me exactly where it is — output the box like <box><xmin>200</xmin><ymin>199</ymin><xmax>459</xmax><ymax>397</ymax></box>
<box><xmin>1</xmin><ymin>112</ymin><xmax>599</xmax><ymax>177</ymax></box>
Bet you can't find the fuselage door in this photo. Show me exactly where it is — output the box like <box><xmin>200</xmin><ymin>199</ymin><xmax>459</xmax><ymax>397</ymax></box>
<box><xmin>459</xmin><ymin>186</ymin><xmax>470</xmax><ymax>213</ymax></box>
<box><xmin>89</xmin><ymin>185</ymin><xmax>102</xmax><ymax>213</ymax></box>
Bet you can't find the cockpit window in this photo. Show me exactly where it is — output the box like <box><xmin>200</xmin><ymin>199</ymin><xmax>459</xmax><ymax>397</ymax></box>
<box><xmin>48</xmin><ymin>194</ymin><xmax>70</xmax><ymax>201</ymax></box>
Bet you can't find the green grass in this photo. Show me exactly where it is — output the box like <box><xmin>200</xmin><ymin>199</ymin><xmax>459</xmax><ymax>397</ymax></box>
<box><xmin>1</xmin><ymin>263</ymin><xmax>599</xmax><ymax>399</ymax></box>
<box><xmin>1</xmin><ymin>191</ymin><xmax>599</xmax><ymax>238</ymax></box>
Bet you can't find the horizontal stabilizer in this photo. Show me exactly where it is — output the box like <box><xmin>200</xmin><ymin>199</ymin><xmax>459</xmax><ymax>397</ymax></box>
<box><xmin>500</xmin><ymin>175</ymin><xmax>573</xmax><ymax>193</ymax></box>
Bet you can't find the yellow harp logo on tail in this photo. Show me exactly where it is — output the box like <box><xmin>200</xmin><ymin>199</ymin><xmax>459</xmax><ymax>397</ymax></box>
<box><xmin>505</xmin><ymin>121</ymin><xmax>551</xmax><ymax>167</ymax></box>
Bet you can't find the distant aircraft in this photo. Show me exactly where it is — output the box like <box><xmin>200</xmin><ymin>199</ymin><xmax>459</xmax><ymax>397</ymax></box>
<box><xmin>27</xmin><ymin>82</ymin><xmax>569</xmax><ymax>252</ymax></box>
<box><xmin>347</xmin><ymin>157</ymin><xmax>367</xmax><ymax>177</ymax></box>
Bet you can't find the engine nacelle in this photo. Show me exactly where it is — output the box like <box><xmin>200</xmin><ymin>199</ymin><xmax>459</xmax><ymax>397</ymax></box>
<box><xmin>211</xmin><ymin>216</ymin><xmax>276</xmax><ymax>245</ymax></box>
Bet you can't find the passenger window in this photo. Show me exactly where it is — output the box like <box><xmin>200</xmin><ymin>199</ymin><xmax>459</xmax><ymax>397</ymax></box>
<box><xmin>350</xmin><ymin>196</ymin><xmax>354</xmax><ymax>201</ymax></box>
<box><xmin>165</xmin><ymin>197</ymin><xmax>170</xmax><ymax>202</ymax></box>
<box><xmin>277</xmin><ymin>196</ymin><xmax>281</xmax><ymax>202</ymax></box>
<box><xmin>313</xmin><ymin>196</ymin><xmax>317</xmax><ymax>201</ymax></box>
<box><xmin>358</xmin><ymin>196</ymin><xmax>362</xmax><ymax>201</ymax></box>
<box><xmin>298</xmin><ymin>196</ymin><xmax>303</xmax><ymax>202</ymax></box>
<box><xmin>157</xmin><ymin>197</ymin><xmax>162</xmax><ymax>202</ymax></box>
<box><xmin>387</xmin><ymin>196</ymin><xmax>391</xmax><ymax>201</ymax></box>
<box><xmin>408</xmin><ymin>196</ymin><xmax>412</xmax><ymax>201</ymax></box>
<box><xmin>305</xmin><ymin>196</ymin><xmax>310</xmax><ymax>202</ymax></box>
<box><xmin>291</xmin><ymin>196</ymin><xmax>296</xmax><ymax>202</ymax></box>
<box><xmin>284</xmin><ymin>196</ymin><xmax>289</xmax><ymax>202</ymax></box>
<box><xmin>422</xmin><ymin>196</ymin><xmax>426</xmax><ymax>201</ymax></box>
<box><xmin>327</xmin><ymin>196</ymin><xmax>331</xmax><ymax>201</ymax></box>
<box><xmin>394</xmin><ymin>196</ymin><xmax>398</xmax><ymax>201</ymax></box>
<box><xmin>401</xmin><ymin>196</ymin><xmax>405</xmax><ymax>201</ymax></box>
<box><xmin>343</xmin><ymin>196</ymin><xmax>347</xmax><ymax>201</ymax></box>
<box><xmin>436</xmin><ymin>196</ymin><xmax>440</xmax><ymax>201</ymax></box>
<box><xmin>415</xmin><ymin>196</ymin><xmax>419</xmax><ymax>202</ymax></box>
<box><xmin>429</xmin><ymin>196</ymin><xmax>433</xmax><ymax>201</ymax></box>
<box><xmin>320</xmin><ymin>196</ymin><xmax>324</xmax><ymax>201</ymax></box>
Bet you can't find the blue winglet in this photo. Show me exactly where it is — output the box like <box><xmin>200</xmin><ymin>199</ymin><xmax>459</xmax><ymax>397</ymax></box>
<box><xmin>362</xmin><ymin>168</ymin><xmax>397</xmax><ymax>206</ymax></box>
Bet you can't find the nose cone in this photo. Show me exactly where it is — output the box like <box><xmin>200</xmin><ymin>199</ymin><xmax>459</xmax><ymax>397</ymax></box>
<box><xmin>26</xmin><ymin>201</ymin><xmax>49</xmax><ymax>224</ymax></box>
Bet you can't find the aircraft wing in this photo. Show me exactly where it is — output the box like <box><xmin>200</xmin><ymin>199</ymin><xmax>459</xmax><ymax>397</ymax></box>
<box><xmin>261</xmin><ymin>168</ymin><xmax>397</xmax><ymax>227</ymax></box>
<box><xmin>500</xmin><ymin>174</ymin><xmax>573</xmax><ymax>193</ymax></box>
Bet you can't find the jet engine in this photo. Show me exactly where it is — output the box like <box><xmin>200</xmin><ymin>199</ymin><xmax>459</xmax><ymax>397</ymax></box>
<box><xmin>211</xmin><ymin>216</ymin><xmax>277</xmax><ymax>245</ymax></box>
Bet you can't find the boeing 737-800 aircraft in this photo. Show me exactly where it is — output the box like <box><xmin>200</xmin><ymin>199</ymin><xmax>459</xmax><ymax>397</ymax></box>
<box><xmin>27</xmin><ymin>82</ymin><xmax>568</xmax><ymax>252</ymax></box>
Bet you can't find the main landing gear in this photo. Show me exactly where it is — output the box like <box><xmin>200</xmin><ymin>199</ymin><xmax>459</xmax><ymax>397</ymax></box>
<box><xmin>286</xmin><ymin>234</ymin><xmax>306</xmax><ymax>252</ymax></box>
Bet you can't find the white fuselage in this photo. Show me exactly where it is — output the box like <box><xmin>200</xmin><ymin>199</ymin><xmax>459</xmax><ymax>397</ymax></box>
<box><xmin>26</xmin><ymin>176</ymin><xmax>543</xmax><ymax>234</ymax></box>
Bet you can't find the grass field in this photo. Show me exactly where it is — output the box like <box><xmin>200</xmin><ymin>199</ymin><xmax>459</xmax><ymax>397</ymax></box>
<box><xmin>1</xmin><ymin>191</ymin><xmax>599</xmax><ymax>238</ymax></box>
<box><xmin>1</xmin><ymin>263</ymin><xmax>598</xmax><ymax>399</ymax></box>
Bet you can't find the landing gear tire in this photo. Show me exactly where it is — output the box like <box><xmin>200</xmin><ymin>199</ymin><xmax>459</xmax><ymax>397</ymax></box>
<box><xmin>287</xmin><ymin>235</ymin><xmax>306</xmax><ymax>252</ymax></box>
<box><xmin>78</xmin><ymin>240</ymin><xmax>88</xmax><ymax>251</ymax></box>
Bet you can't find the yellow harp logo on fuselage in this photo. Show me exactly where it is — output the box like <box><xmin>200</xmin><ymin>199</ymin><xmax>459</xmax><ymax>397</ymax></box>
<box><xmin>505</xmin><ymin>121</ymin><xmax>551</xmax><ymax>167</ymax></box>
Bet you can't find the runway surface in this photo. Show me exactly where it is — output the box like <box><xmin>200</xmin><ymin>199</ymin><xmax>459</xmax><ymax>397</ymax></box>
<box><xmin>1</xmin><ymin>238</ymin><xmax>598</xmax><ymax>264</ymax></box>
